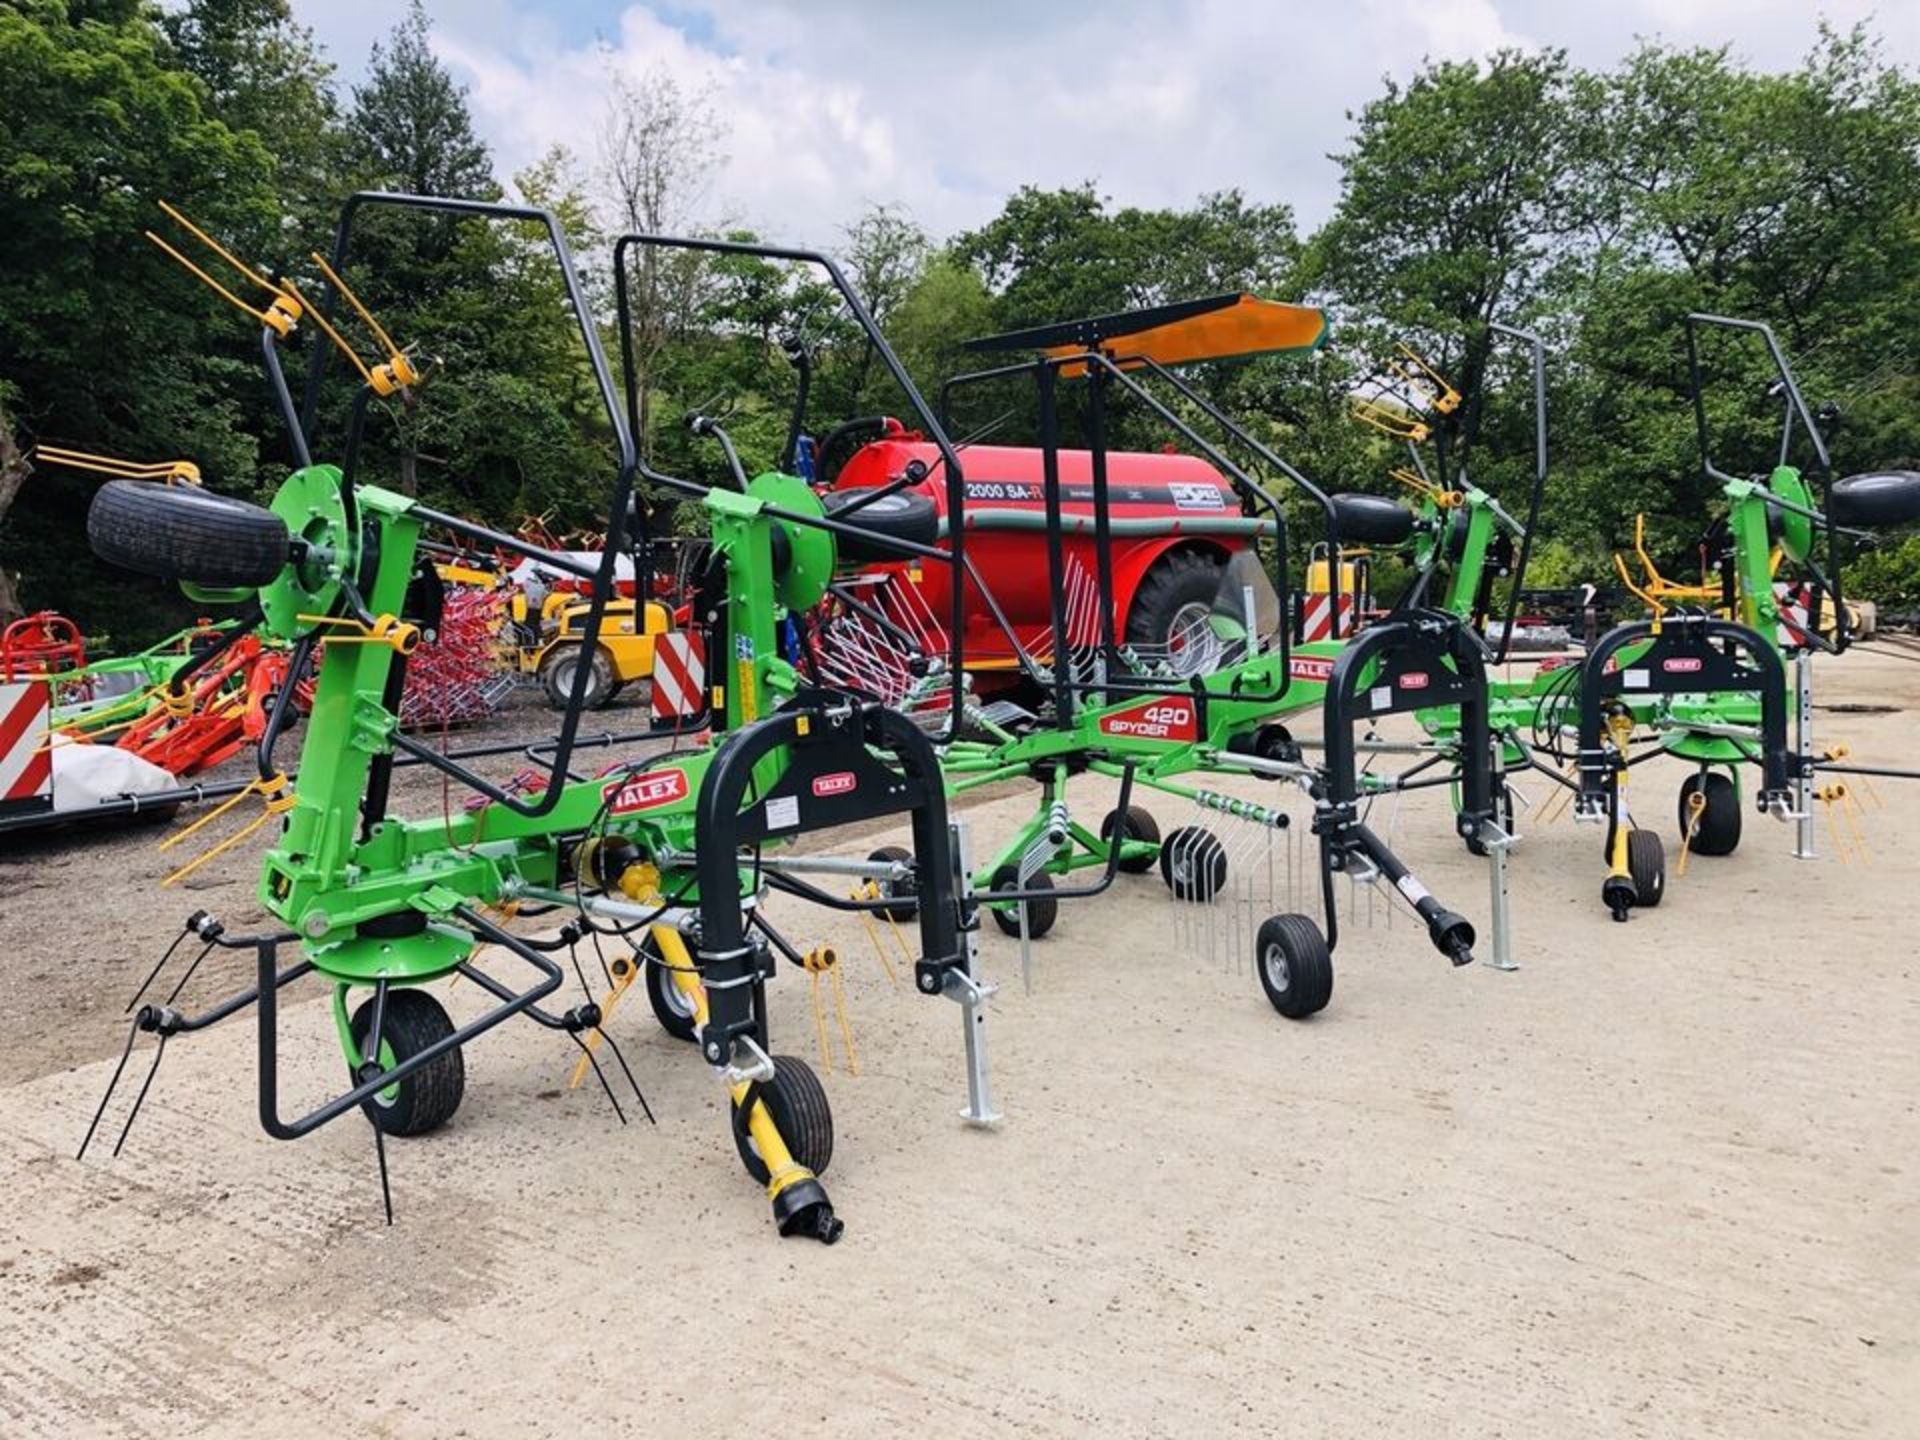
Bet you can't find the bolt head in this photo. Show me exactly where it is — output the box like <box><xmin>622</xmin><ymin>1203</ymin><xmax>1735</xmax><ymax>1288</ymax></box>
<box><xmin>303</xmin><ymin>912</ymin><xmax>330</xmax><ymax>939</ymax></box>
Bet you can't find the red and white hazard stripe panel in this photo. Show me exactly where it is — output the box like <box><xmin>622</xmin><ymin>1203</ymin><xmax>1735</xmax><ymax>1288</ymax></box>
<box><xmin>0</xmin><ymin>679</ymin><xmax>53</xmax><ymax>811</ymax></box>
<box><xmin>650</xmin><ymin>631</ymin><xmax>707</xmax><ymax>724</ymax></box>
<box><xmin>1300</xmin><ymin>591</ymin><xmax>1362</xmax><ymax>644</ymax></box>
<box><xmin>1775</xmin><ymin>581</ymin><xmax>1817</xmax><ymax>650</ymax></box>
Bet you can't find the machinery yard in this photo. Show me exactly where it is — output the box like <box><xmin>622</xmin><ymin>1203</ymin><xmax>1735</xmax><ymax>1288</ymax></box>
<box><xmin>2</xmin><ymin>650</ymin><xmax>1914</xmax><ymax>1440</ymax></box>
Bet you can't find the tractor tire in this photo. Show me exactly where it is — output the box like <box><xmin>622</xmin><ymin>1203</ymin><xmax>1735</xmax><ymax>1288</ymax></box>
<box><xmin>1255</xmin><ymin>913</ymin><xmax>1335</xmax><ymax>1019</ymax></box>
<box><xmin>1678</xmin><ymin>771</ymin><xmax>1741</xmax><ymax>856</ymax></box>
<box><xmin>1099</xmin><ymin>804</ymin><xmax>1161</xmax><ymax>873</ymax></box>
<box><xmin>88</xmin><ymin>479</ymin><xmax>288</xmax><ymax>588</ymax></box>
<box><xmin>1126</xmin><ymin>549</ymin><xmax>1226</xmax><ymax>676</ymax></box>
<box><xmin>733</xmin><ymin>1054</ymin><xmax>834</xmax><ymax>1184</ymax></box>
<box><xmin>989</xmin><ymin>864</ymin><xmax>1057</xmax><ymax>938</ymax></box>
<box><xmin>540</xmin><ymin>643</ymin><xmax>614</xmax><ymax>710</ymax></box>
<box><xmin>349</xmin><ymin>990</ymin><xmax>465</xmax><ymax>1137</ymax></box>
<box><xmin>1628</xmin><ymin>829</ymin><xmax>1666</xmax><ymax>909</ymax></box>
<box><xmin>640</xmin><ymin>934</ymin><xmax>699</xmax><ymax>1042</ymax></box>
<box><xmin>868</xmin><ymin>845</ymin><xmax>918</xmax><ymax>921</ymax></box>
<box><xmin>1159</xmin><ymin>825</ymin><xmax>1228</xmax><ymax>902</ymax></box>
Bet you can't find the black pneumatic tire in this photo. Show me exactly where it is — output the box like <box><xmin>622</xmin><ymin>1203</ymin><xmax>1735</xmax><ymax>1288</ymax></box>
<box><xmin>868</xmin><ymin>845</ymin><xmax>918</xmax><ymax>921</ymax></box>
<box><xmin>819</xmin><ymin>489</ymin><xmax>942</xmax><ymax>561</ymax></box>
<box><xmin>1677</xmin><ymin>772</ymin><xmax>1741</xmax><ymax>856</ymax></box>
<box><xmin>733</xmin><ymin>1054</ymin><xmax>834</xmax><ymax>1184</ymax></box>
<box><xmin>1255</xmin><ymin>913</ymin><xmax>1335</xmax><ymax>1019</ymax></box>
<box><xmin>1627</xmin><ymin>829</ymin><xmax>1665</xmax><ymax>909</ymax></box>
<box><xmin>1099</xmin><ymin>805</ymin><xmax>1161</xmax><ymax>873</ymax></box>
<box><xmin>1159</xmin><ymin>825</ymin><xmax>1228</xmax><ymax>901</ymax></box>
<box><xmin>349</xmin><ymin>990</ymin><xmax>466</xmax><ymax>1137</ymax></box>
<box><xmin>1125</xmin><ymin>550</ymin><xmax>1225</xmax><ymax>664</ymax></box>
<box><xmin>540</xmin><ymin>644</ymin><xmax>614</xmax><ymax>710</ymax></box>
<box><xmin>88</xmin><ymin>478</ymin><xmax>289</xmax><ymax>588</ymax></box>
<box><xmin>640</xmin><ymin>934</ymin><xmax>699</xmax><ymax>1042</ymax></box>
<box><xmin>990</xmin><ymin>864</ymin><xmax>1057</xmax><ymax>938</ymax></box>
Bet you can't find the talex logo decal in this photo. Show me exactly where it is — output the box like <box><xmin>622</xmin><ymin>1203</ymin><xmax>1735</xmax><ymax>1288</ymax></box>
<box><xmin>811</xmin><ymin>771</ymin><xmax>857</xmax><ymax>797</ymax></box>
<box><xmin>1290</xmin><ymin>655</ymin><xmax>1335</xmax><ymax>682</ymax></box>
<box><xmin>1397</xmin><ymin>671</ymin><xmax>1431</xmax><ymax>690</ymax></box>
<box><xmin>603</xmin><ymin>768</ymin><xmax>689</xmax><ymax>814</ymax></box>
<box><xmin>1098</xmin><ymin>696</ymin><xmax>1197</xmax><ymax>742</ymax></box>
<box><xmin>1662</xmin><ymin>656</ymin><xmax>1705</xmax><ymax>673</ymax></box>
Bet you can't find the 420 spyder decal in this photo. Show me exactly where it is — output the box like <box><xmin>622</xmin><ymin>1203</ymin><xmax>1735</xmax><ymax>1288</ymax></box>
<box><xmin>1097</xmin><ymin>696</ymin><xmax>1198</xmax><ymax>742</ymax></box>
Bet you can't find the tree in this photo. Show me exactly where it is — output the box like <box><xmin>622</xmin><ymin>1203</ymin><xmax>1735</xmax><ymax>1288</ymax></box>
<box><xmin>1312</xmin><ymin>50</ymin><xmax>1584</xmax><ymax>465</ymax></box>
<box><xmin>0</xmin><ymin>392</ymin><xmax>29</xmax><ymax>623</ymax></box>
<box><xmin>597</xmin><ymin>64</ymin><xmax>728</xmax><ymax>464</ymax></box>
<box><xmin>161</xmin><ymin>0</ymin><xmax>343</xmax><ymax>237</ymax></box>
<box><xmin>348</xmin><ymin>0</ymin><xmax>492</xmax><ymax>199</ymax></box>
<box><xmin>0</xmin><ymin>0</ymin><xmax>283</xmax><ymax>638</ymax></box>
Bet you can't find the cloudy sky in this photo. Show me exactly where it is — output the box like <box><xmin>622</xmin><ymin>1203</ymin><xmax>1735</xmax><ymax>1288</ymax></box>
<box><xmin>293</xmin><ymin>1</ymin><xmax>1920</xmax><ymax>244</ymax></box>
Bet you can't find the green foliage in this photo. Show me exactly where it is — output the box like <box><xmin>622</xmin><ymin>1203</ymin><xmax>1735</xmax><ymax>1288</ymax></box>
<box><xmin>2</xmin><ymin>6</ymin><xmax>1918</xmax><ymax>637</ymax></box>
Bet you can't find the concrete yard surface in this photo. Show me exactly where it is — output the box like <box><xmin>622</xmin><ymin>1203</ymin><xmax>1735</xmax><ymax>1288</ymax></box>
<box><xmin>1</xmin><ymin>651</ymin><xmax>1916</xmax><ymax>1437</ymax></box>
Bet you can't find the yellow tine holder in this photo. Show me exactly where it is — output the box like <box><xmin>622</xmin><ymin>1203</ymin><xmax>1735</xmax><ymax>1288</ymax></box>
<box><xmin>307</xmin><ymin>253</ymin><xmax>419</xmax><ymax>395</ymax></box>
<box><xmin>1677</xmin><ymin>789</ymin><xmax>1705</xmax><ymax>878</ymax></box>
<box><xmin>33</xmin><ymin>446</ymin><xmax>202</xmax><ymax>487</ymax></box>
<box><xmin>159</xmin><ymin>774</ymin><xmax>296</xmax><ymax>887</ymax></box>
<box><xmin>567</xmin><ymin>952</ymin><xmax>639</xmax><ymax>1091</ymax></box>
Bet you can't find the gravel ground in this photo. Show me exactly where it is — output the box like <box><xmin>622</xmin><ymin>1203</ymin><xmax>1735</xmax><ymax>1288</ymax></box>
<box><xmin>0</xmin><ymin>652</ymin><xmax>1915</xmax><ymax>1438</ymax></box>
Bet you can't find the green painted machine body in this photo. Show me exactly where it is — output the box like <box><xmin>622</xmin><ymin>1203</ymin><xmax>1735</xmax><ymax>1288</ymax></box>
<box><xmin>252</xmin><ymin>467</ymin><xmax>831</xmax><ymax>989</ymax></box>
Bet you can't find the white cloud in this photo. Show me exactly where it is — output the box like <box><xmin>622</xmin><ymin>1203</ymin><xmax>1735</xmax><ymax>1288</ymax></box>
<box><xmin>298</xmin><ymin>0</ymin><xmax>1920</xmax><ymax>247</ymax></box>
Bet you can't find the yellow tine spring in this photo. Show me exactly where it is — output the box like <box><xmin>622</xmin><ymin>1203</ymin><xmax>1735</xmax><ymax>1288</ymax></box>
<box><xmin>1676</xmin><ymin>790</ymin><xmax>1706</xmax><ymax>877</ymax></box>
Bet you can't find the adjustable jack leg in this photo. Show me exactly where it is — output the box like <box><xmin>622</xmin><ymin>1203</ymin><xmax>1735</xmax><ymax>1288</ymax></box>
<box><xmin>948</xmin><ymin>819</ymin><xmax>1002</xmax><ymax>1127</ymax></box>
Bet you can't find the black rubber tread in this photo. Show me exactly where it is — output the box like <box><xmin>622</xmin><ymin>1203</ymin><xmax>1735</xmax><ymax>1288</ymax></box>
<box><xmin>1159</xmin><ymin>824</ymin><xmax>1228</xmax><ymax>901</ymax></box>
<box><xmin>1099</xmin><ymin>804</ymin><xmax>1161</xmax><ymax>873</ymax></box>
<box><xmin>1829</xmin><ymin>471</ymin><xmax>1920</xmax><ymax>529</ymax></box>
<box><xmin>868</xmin><ymin>845</ymin><xmax>918</xmax><ymax>921</ymax></box>
<box><xmin>88</xmin><ymin>479</ymin><xmax>289</xmax><ymax>588</ymax></box>
<box><xmin>1124</xmin><ymin>548</ymin><xmax>1226</xmax><ymax>655</ymax></box>
<box><xmin>820</xmin><ymin>489</ymin><xmax>941</xmax><ymax>560</ymax></box>
<box><xmin>733</xmin><ymin>1054</ymin><xmax>834</xmax><ymax>1184</ymax></box>
<box><xmin>1627</xmin><ymin>828</ymin><xmax>1665</xmax><ymax>909</ymax></box>
<box><xmin>640</xmin><ymin>934</ymin><xmax>698</xmax><ymax>1042</ymax></box>
<box><xmin>349</xmin><ymin>990</ymin><xmax>465</xmax><ymax>1137</ymax></box>
<box><xmin>539</xmin><ymin>643</ymin><xmax>613</xmax><ymax>710</ymax></box>
<box><xmin>1328</xmin><ymin>492</ymin><xmax>1415</xmax><ymax>545</ymax></box>
<box><xmin>1677</xmin><ymin>771</ymin><xmax>1741</xmax><ymax>857</ymax></box>
<box><xmin>1255</xmin><ymin>913</ymin><xmax>1335</xmax><ymax>1019</ymax></box>
<box><xmin>989</xmin><ymin>864</ymin><xmax>1057</xmax><ymax>938</ymax></box>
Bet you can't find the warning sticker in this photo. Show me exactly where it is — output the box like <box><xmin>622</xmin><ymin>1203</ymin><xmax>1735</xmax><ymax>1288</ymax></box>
<box><xmin>765</xmin><ymin>794</ymin><xmax>800</xmax><ymax>831</ymax></box>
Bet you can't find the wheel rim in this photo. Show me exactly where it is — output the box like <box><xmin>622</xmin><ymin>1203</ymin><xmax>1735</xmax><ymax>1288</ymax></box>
<box><xmin>1263</xmin><ymin>942</ymin><xmax>1292</xmax><ymax>995</ymax></box>
<box><xmin>1164</xmin><ymin>602</ymin><xmax>1222</xmax><ymax>676</ymax></box>
<box><xmin>658</xmin><ymin>966</ymin><xmax>696</xmax><ymax>1018</ymax></box>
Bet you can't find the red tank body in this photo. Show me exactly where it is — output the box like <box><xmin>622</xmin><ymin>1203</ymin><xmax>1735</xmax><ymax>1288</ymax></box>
<box><xmin>830</xmin><ymin>430</ymin><xmax>1255</xmax><ymax>677</ymax></box>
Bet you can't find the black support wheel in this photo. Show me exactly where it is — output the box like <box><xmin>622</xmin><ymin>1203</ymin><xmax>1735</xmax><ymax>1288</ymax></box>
<box><xmin>868</xmin><ymin>844</ymin><xmax>918</xmax><ymax>921</ymax></box>
<box><xmin>88</xmin><ymin>478</ymin><xmax>289</xmax><ymax>587</ymax></box>
<box><xmin>1677</xmin><ymin>771</ymin><xmax>1741</xmax><ymax>856</ymax></box>
<box><xmin>1255</xmin><ymin>914</ymin><xmax>1334</xmax><ymax>1019</ymax></box>
<box><xmin>640</xmin><ymin>934</ymin><xmax>699</xmax><ymax>1042</ymax></box>
<box><xmin>733</xmin><ymin>1054</ymin><xmax>834</xmax><ymax>1184</ymax></box>
<box><xmin>1628</xmin><ymin>828</ymin><xmax>1665</xmax><ymax>909</ymax></box>
<box><xmin>1099</xmin><ymin>804</ymin><xmax>1161</xmax><ymax>873</ymax></box>
<box><xmin>989</xmin><ymin>864</ymin><xmax>1057</xmax><ymax>938</ymax></box>
<box><xmin>1159</xmin><ymin>825</ymin><xmax>1228</xmax><ymax>901</ymax></box>
<box><xmin>349</xmin><ymin>989</ymin><xmax>465</xmax><ymax>1137</ymax></box>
